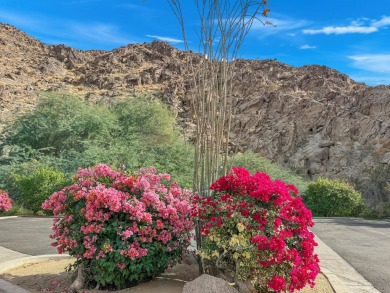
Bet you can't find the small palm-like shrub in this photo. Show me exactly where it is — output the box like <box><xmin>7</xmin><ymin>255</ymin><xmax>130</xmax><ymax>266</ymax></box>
<box><xmin>304</xmin><ymin>178</ymin><xmax>364</xmax><ymax>217</ymax></box>
<box><xmin>195</xmin><ymin>167</ymin><xmax>320</xmax><ymax>292</ymax></box>
<box><xmin>42</xmin><ymin>164</ymin><xmax>194</xmax><ymax>289</ymax></box>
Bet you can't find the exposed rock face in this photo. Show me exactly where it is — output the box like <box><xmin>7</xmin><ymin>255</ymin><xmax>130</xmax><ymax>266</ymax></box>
<box><xmin>0</xmin><ymin>23</ymin><xmax>389</xmax><ymax>183</ymax></box>
<box><xmin>230</xmin><ymin>61</ymin><xmax>390</xmax><ymax>180</ymax></box>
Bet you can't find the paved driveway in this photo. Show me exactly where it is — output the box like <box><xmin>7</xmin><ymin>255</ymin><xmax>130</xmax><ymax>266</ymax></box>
<box><xmin>312</xmin><ymin>217</ymin><xmax>390</xmax><ymax>293</ymax></box>
<box><xmin>0</xmin><ymin>217</ymin><xmax>57</xmax><ymax>255</ymax></box>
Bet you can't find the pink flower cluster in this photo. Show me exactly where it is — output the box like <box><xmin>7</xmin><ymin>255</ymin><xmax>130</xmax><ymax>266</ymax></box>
<box><xmin>42</xmin><ymin>164</ymin><xmax>194</xmax><ymax>288</ymax></box>
<box><xmin>0</xmin><ymin>190</ymin><xmax>12</xmax><ymax>212</ymax></box>
<box><xmin>195</xmin><ymin>167</ymin><xmax>320</xmax><ymax>292</ymax></box>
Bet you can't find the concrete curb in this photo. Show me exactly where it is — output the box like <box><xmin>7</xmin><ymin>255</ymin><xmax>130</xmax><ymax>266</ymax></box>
<box><xmin>321</xmin><ymin>267</ymin><xmax>349</xmax><ymax>293</ymax></box>
<box><xmin>0</xmin><ymin>246</ymin><xmax>28</xmax><ymax>264</ymax></box>
<box><xmin>0</xmin><ymin>254</ymin><xmax>74</xmax><ymax>293</ymax></box>
<box><xmin>0</xmin><ymin>216</ymin><xmax>18</xmax><ymax>220</ymax></box>
<box><xmin>0</xmin><ymin>279</ymin><xmax>30</xmax><ymax>293</ymax></box>
<box><xmin>314</xmin><ymin>235</ymin><xmax>381</xmax><ymax>293</ymax></box>
<box><xmin>0</xmin><ymin>254</ymin><xmax>73</xmax><ymax>274</ymax></box>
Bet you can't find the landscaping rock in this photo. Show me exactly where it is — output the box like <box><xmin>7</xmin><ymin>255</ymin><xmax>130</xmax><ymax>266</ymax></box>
<box><xmin>182</xmin><ymin>274</ymin><xmax>239</xmax><ymax>293</ymax></box>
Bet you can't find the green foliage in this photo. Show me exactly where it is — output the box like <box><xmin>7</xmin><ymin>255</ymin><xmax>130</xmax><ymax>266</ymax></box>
<box><xmin>0</xmin><ymin>92</ymin><xmax>194</xmax><ymax>181</ymax></box>
<box><xmin>304</xmin><ymin>178</ymin><xmax>364</xmax><ymax>217</ymax></box>
<box><xmin>5</xmin><ymin>92</ymin><xmax>118</xmax><ymax>156</ymax></box>
<box><xmin>112</xmin><ymin>98</ymin><xmax>175</xmax><ymax>146</ymax></box>
<box><xmin>12</xmin><ymin>165</ymin><xmax>70</xmax><ymax>214</ymax></box>
<box><xmin>229</xmin><ymin>151</ymin><xmax>307</xmax><ymax>194</ymax></box>
<box><xmin>0</xmin><ymin>203</ymin><xmax>34</xmax><ymax>216</ymax></box>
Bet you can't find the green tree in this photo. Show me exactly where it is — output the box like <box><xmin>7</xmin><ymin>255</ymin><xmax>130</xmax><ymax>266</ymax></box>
<box><xmin>4</xmin><ymin>92</ymin><xmax>118</xmax><ymax>156</ymax></box>
<box><xmin>112</xmin><ymin>97</ymin><xmax>177</xmax><ymax>147</ymax></box>
<box><xmin>0</xmin><ymin>92</ymin><xmax>195</xmax><ymax>193</ymax></box>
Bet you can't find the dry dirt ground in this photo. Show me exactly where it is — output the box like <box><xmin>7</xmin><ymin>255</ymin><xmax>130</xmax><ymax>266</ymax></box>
<box><xmin>0</xmin><ymin>258</ymin><xmax>334</xmax><ymax>293</ymax></box>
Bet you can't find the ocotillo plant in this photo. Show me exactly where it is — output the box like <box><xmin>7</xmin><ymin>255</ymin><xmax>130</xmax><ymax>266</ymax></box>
<box><xmin>167</xmin><ymin>0</ymin><xmax>271</xmax><ymax>250</ymax></box>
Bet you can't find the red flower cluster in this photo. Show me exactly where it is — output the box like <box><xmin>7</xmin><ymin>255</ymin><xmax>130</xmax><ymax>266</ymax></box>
<box><xmin>42</xmin><ymin>164</ymin><xmax>194</xmax><ymax>288</ymax></box>
<box><xmin>0</xmin><ymin>190</ymin><xmax>12</xmax><ymax>212</ymax></box>
<box><xmin>195</xmin><ymin>167</ymin><xmax>320</xmax><ymax>292</ymax></box>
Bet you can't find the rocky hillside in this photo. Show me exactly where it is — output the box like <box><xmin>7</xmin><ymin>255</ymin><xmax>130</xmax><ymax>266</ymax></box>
<box><xmin>1</xmin><ymin>23</ymin><xmax>389</xmax><ymax>182</ymax></box>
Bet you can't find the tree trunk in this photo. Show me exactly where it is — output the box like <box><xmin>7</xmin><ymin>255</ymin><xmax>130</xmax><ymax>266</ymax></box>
<box><xmin>70</xmin><ymin>263</ymin><xmax>85</xmax><ymax>290</ymax></box>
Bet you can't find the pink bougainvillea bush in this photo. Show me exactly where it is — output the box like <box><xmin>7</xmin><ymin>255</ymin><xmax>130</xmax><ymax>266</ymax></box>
<box><xmin>195</xmin><ymin>167</ymin><xmax>320</xmax><ymax>293</ymax></box>
<box><xmin>0</xmin><ymin>190</ymin><xmax>12</xmax><ymax>212</ymax></box>
<box><xmin>42</xmin><ymin>164</ymin><xmax>194</xmax><ymax>289</ymax></box>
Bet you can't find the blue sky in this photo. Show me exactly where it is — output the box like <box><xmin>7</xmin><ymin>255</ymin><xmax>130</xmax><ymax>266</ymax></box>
<box><xmin>0</xmin><ymin>0</ymin><xmax>389</xmax><ymax>85</ymax></box>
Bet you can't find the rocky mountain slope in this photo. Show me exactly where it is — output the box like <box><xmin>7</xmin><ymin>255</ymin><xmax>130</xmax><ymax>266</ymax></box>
<box><xmin>1</xmin><ymin>23</ymin><xmax>389</xmax><ymax>182</ymax></box>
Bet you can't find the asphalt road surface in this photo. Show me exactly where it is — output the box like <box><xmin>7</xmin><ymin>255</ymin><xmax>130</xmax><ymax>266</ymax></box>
<box><xmin>312</xmin><ymin>217</ymin><xmax>390</xmax><ymax>293</ymax></box>
<box><xmin>0</xmin><ymin>216</ymin><xmax>57</xmax><ymax>255</ymax></box>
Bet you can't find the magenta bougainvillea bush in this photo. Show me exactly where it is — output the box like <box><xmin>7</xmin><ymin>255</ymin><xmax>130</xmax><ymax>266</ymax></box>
<box><xmin>0</xmin><ymin>190</ymin><xmax>12</xmax><ymax>212</ymax></box>
<box><xmin>42</xmin><ymin>164</ymin><xmax>194</xmax><ymax>289</ymax></box>
<box><xmin>195</xmin><ymin>167</ymin><xmax>320</xmax><ymax>292</ymax></box>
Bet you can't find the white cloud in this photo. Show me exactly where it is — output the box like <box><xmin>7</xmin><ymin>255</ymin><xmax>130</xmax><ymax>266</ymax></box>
<box><xmin>71</xmin><ymin>23</ymin><xmax>132</xmax><ymax>45</ymax></box>
<box><xmin>348</xmin><ymin>54</ymin><xmax>390</xmax><ymax>73</ymax></box>
<box><xmin>0</xmin><ymin>10</ymin><xmax>41</xmax><ymax>29</ymax></box>
<box><xmin>303</xmin><ymin>26</ymin><xmax>377</xmax><ymax>35</ymax></box>
<box><xmin>303</xmin><ymin>15</ymin><xmax>390</xmax><ymax>35</ymax></box>
<box><xmin>250</xmin><ymin>14</ymin><xmax>310</xmax><ymax>38</ymax></box>
<box><xmin>146</xmin><ymin>35</ymin><xmax>183</xmax><ymax>44</ymax></box>
<box><xmin>372</xmin><ymin>16</ymin><xmax>390</xmax><ymax>27</ymax></box>
<box><xmin>0</xmin><ymin>10</ymin><xmax>138</xmax><ymax>48</ymax></box>
<box><xmin>349</xmin><ymin>74</ymin><xmax>390</xmax><ymax>86</ymax></box>
<box><xmin>300</xmin><ymin>44</ymin><xmax>316</xmax><ymax>49</ymax></box>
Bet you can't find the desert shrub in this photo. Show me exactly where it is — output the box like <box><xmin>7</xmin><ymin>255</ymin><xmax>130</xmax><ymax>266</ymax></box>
<box><xmin>0</xmin><ymin>190</ymin><xmax>12</xmax><ymax>212</ymax></box>
<box><xmin>0</xmin><ymin>92</ymin><xmax>194</xmax><ymax>188</ymax></box>
<box><xmin>78</xmin><ymin>139</ymin><xmax>194</xmax><ymax>189</ymax></box>
<box><xmin>4</xmin><ymin>92</ymin><xmax>118</xmax><ymax>156</ymax></box>
<box><xmin>354</xmin><ymin>164</ymin><xmax>390</xmax><ymax>215</ymax></box>
<box><xmin>112</xmin><ymin>98</ymin><xmax>176</xmax><ymax>146</ymax></box>
<box><xmin>195</xmin><ymin>167</ymin><xmax>320</xmax><ymax>292</ymax></box>
<box><xmin>13</xmin><ymin>166</ymin><xmax>70</xmax><ymax>214</ymax></box>
<box><xmin>229</xmin><ymin>151</ymin><xmax>307</xmax><ymax>194</ymax></box>
<box><xmin>42</xmin><ymin>164</ymin><xmax>194</xmax><ymax>289</ymax></box>
<box><xmin>0</xmin><ymin>159</ymin><xmax>59</xmax><ymax>203</ymax></box>
<box><xmin>304</xmin><ymin>178</ymin><xmax>364</xmax><ymax>217</ymax></box>
<box><xmin>0</xmin><ymin>203</ymin><xmax>33</xmax><ymax>216</ymax></box>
